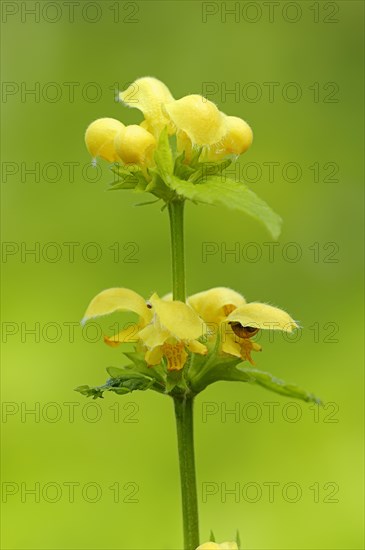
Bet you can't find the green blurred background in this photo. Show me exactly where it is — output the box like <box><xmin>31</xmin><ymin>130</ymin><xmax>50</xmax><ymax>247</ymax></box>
<box><xmin>1</xmin><ymin>1</ymin><xmax>364</xmax><ymax>549</ymax></box>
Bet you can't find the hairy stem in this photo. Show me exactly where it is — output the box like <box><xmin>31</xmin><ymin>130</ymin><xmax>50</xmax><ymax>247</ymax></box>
<box><xmin>173</xmin><ymin>396</ymin><xmax>200</xmax><ymax>550</ymax></box>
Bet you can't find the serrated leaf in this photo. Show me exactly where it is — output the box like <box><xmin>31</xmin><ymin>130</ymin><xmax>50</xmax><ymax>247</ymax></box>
<box><xmin>111</xmin><ymin>375</ymin><xmax>154</xmax><ymax>392</ymax></box>
<box><xmin>74</xmin><ymin>385</ymin><xmax>105</xmax><ymax>399</ymax></box>
<box><xmin>170</xmin><ymin>175</ymin><xmax>282</xmax><ymax>239</ymax></box>
<box><xmin>237</xmin><ymin>366</ymin><xmax>322</xmax><ymax>404</ymax></box>
<box><xmin>75</xmin><ymin>368</ymin><xmax>156</xmax><ymax>399</ymax></box>
<box><xmin>154</xmin><ymin>127</ymin><xmax>173</xmax><ymax>183</ymax></box>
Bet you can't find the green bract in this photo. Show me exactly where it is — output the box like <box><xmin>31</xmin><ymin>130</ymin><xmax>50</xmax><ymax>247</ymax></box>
<box><xmin>75</xmin><ymin>342</ymin><xmax>321</xmax><ymax>405</ymax></box>
<box><xmin>108</xmin><ymin>129</ymin><xmax>282</xmax><ymax>240</ymax></box>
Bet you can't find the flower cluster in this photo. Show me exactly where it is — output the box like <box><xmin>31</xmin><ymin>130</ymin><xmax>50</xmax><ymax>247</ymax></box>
<box><xmin>84</xmin><ymin>76</ymin><xmax>253</xmax><ymax>168</ymax></box>
<box><xmin>82</xmin><ymin>286</ymin><xmax>297</xmax><ymax>376</ymax></box>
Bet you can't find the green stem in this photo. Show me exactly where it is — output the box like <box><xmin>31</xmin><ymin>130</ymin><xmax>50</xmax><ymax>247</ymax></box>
<box><xmin>173</xmin><ymin>396</ymin><xmax>200</xmax><ymax>550</ymax></box>
<box><xmin>168</xmin><ymin>199</ymin><xmax>199</xmax><ymax>549</ymax></box>
<box><xmin>168</xmin><ymin>200</ymin><xmax>186</xmax><ymax>302</ymax></box>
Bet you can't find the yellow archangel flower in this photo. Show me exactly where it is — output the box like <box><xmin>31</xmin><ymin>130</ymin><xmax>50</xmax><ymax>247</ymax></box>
<box><xmin>188</xmin><ymin>287</ymin><xmax>298</xmax><ymax>364</ymax></box>
<box><xmin>84</xmin><ymin>118</ymin><xmax>125</xmax><ymax>163</ymax></box>
<box><xmin>82</xmin><ymin>288</ymin><xmax>207</xmax><ymax>371</ymax></box>
<box><xmin>164</xmin><ymin>94</ymin><xmax>227</xmax><ymax>147</ymax></box>
<box><xmin>85</xmin><ymin>77</ymin><xmax>253</xmax><ymax>168</ymax></box>
<box><xmin>119</xmin><ymin>77</ymin><xmax>253</xmax><ymax>156</ymax></box>
<box><xmin>196</xmin><ymin>542</ymin><xmax>238</xmax><ymax>550</ymax></box>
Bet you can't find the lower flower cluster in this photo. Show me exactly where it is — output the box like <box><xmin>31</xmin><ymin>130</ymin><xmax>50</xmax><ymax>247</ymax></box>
<box><xmin>82</xmin><ymin>286</ymin><xmax>297</xmax><ymax>372</ymax></box>
<box><xmin>74</xmin><ymin>285</ymin><xmax>323</xmax><ymax>404</ymax></box>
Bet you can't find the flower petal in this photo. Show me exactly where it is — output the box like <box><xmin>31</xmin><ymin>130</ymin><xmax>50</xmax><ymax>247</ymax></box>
<box><xmin>221</xmin><ymin>333</ymin><xmax>242</xmax><ymax>358</ymax></box>
<box><xmin>85</xmin><ymin>118</ymin><xmax>125</xmax><ymax>162</ymax></box>
<box><xmin>188</xmin><ymin>287</ymin><xmax>246</xmax><ymax>324</ymax></box>
<box><xmin>104</xmin><ymin>324</ymin><xmax>141</xmax><ymax>346</ymax></box>
<box><xmin>164</xmin><ymin>95</ymin><xmax>227</xmax><ymax>146</ymax></box>
<box><xmin>138</xmin><ymin>323</ymin><xmax>170</xmax><ymax>349</ymax></box>
<box><xmin>119</xmin><ymin>77</ymin><xmax>174</xmax><ymax>136</ymax></box>
<box><xmin>82</xmin><ymin>288</ymin><xmax>152</xmax><ymax>325</ymax></box>
<box><xmin>187</xmin><ymin>340</ymin><xmax>208</xmax><ymax>355</ymax></box>
<box><xmin>227</xmin><ymin>302</ymin><xmax>298</xmax><ymax>332</ymax></box>
<box><xmin>203</xmin><ymin>115</ymin><xmax>253</xmax><ymax>161</ymax></box>
<box><xmin>144</xmin><ymin>346</ymin><xmax>164</xmax><ymax>366</ymax></box>
<box><xmin>149</xmin><ymin>293</ymin><xmax>205</xmax><ymax>340</ymax></box>
<box><xmin>160</xmin><ymin>292</ymin><xmax>173</xmax><ymax>301</ymax></box>
<box><xmin>114</xmin><ymin>124</ymin><xmax>156</xmax><ymax>166</ymax></box>
<box><xmin>162</xmin><ymin>342</ymin><xmax>188</xmax><ymax>371</ymax></box>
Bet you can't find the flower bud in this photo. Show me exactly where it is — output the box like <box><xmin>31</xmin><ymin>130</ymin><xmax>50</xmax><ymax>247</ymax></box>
<box><xmin>114</xmin><ymin>124</ymin><xmax>156</xmax><ymax>166</ymax></box>
<box><xmin>202</xmin><ymin>115</ymin><xmax>253</xmax><ymax>161</ymax></box>
<box><xmin>85</xmin><ymin>118</ymin><xmax>125</xmax><ymax>162</ymax></box>
<box><xmin>222</xmin><ymin>115</ymin><xmax>253</xmax><ymax>154</ymax></box>
<box><xmin>164</xmin><ymin>95</ymin><xmax>227</xmax><ymax>146</ymax></box>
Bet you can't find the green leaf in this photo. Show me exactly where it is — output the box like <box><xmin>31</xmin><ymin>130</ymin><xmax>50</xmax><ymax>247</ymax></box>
<box><xmin>237</xmin><ymin>366</ymin><xmax>322</xmax><ymax>404</ymax></box>
<box><xmin>190</xmin><ymin>357</ymin><xmax>251</xmax><ymax>393</ymax></box>
<box><xmin>75</xmin><ymin>368</ymin><xmax>156</xmax><ymax>399</ymax></box>
<box><xmin>154</xmin><ymin>127</ymin><xmax>173</xmax><ymax>183</ymax></box>
<box><xmin>188</xmin><ymin>159</ymin><xmax>232</xmax><ymax>183</ymax></box>
<box><xmin>106</xmin><ymin>366</ymin><xmax>134</xmax><ymax>378</ymax></box>
<box><xmin>188</xmin><ymin>342</ymin><xmax>322</xmax><ymax>404</ymax></box>
<box><xmin>170</xmin><ymin>175</ymin><xmax>282</xmax><ymax>239</ymax></box>
<box><xmin>74</xmin><ymin>385</ymin><xmax>106</xmax><ymax>399</ymax></box>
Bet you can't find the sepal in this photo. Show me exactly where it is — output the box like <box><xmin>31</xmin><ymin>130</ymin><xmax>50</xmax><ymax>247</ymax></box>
<box><xmin>109</xmin><ymin>164</ymin><xmax>148</xmax><ymax>191</ymax></box>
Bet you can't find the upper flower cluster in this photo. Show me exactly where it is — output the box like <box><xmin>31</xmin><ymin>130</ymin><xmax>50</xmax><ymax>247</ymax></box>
<box><xmin>84</xmin><ymin>76</ymin><xmax>253</xmax><ymax>168</ymax></box>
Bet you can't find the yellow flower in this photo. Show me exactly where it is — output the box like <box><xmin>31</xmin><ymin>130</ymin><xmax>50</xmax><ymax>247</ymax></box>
<box><xmin>202</xmin><ymin>115</ymin><xmax>253</xmax><ymax>161</ymax></box>
<box><xmin>85</xmin><ymin>118</ymin><xmax>125</xmax><ymax>162</ymax></box>
<box><xmin>196</xmin><ymin>542</ymin><xmax>238</xmax><ymax>550</ymax></box>
<box><xmin>114</xmin><ymin>124</ymin><xmax>156</xmax><ymax>166</ymax></box>
<box><xmin>119</xmin><ymin>77</ymin><xmax>174</xmax><ymax>137</ymax></box>
<box><xmin>164</xmin><ymin>94</ymin><xmax>227</xmax><ymax>147</ymax></box>
<box><xmin>189</xmin><ymin>287</ymin><xmax>298</xmax><ymax>364</ymax></box>
<box><xmin>82</xmin><ymin>288</ymin><xmax>207</xmax><ymax>371</ymax></box>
